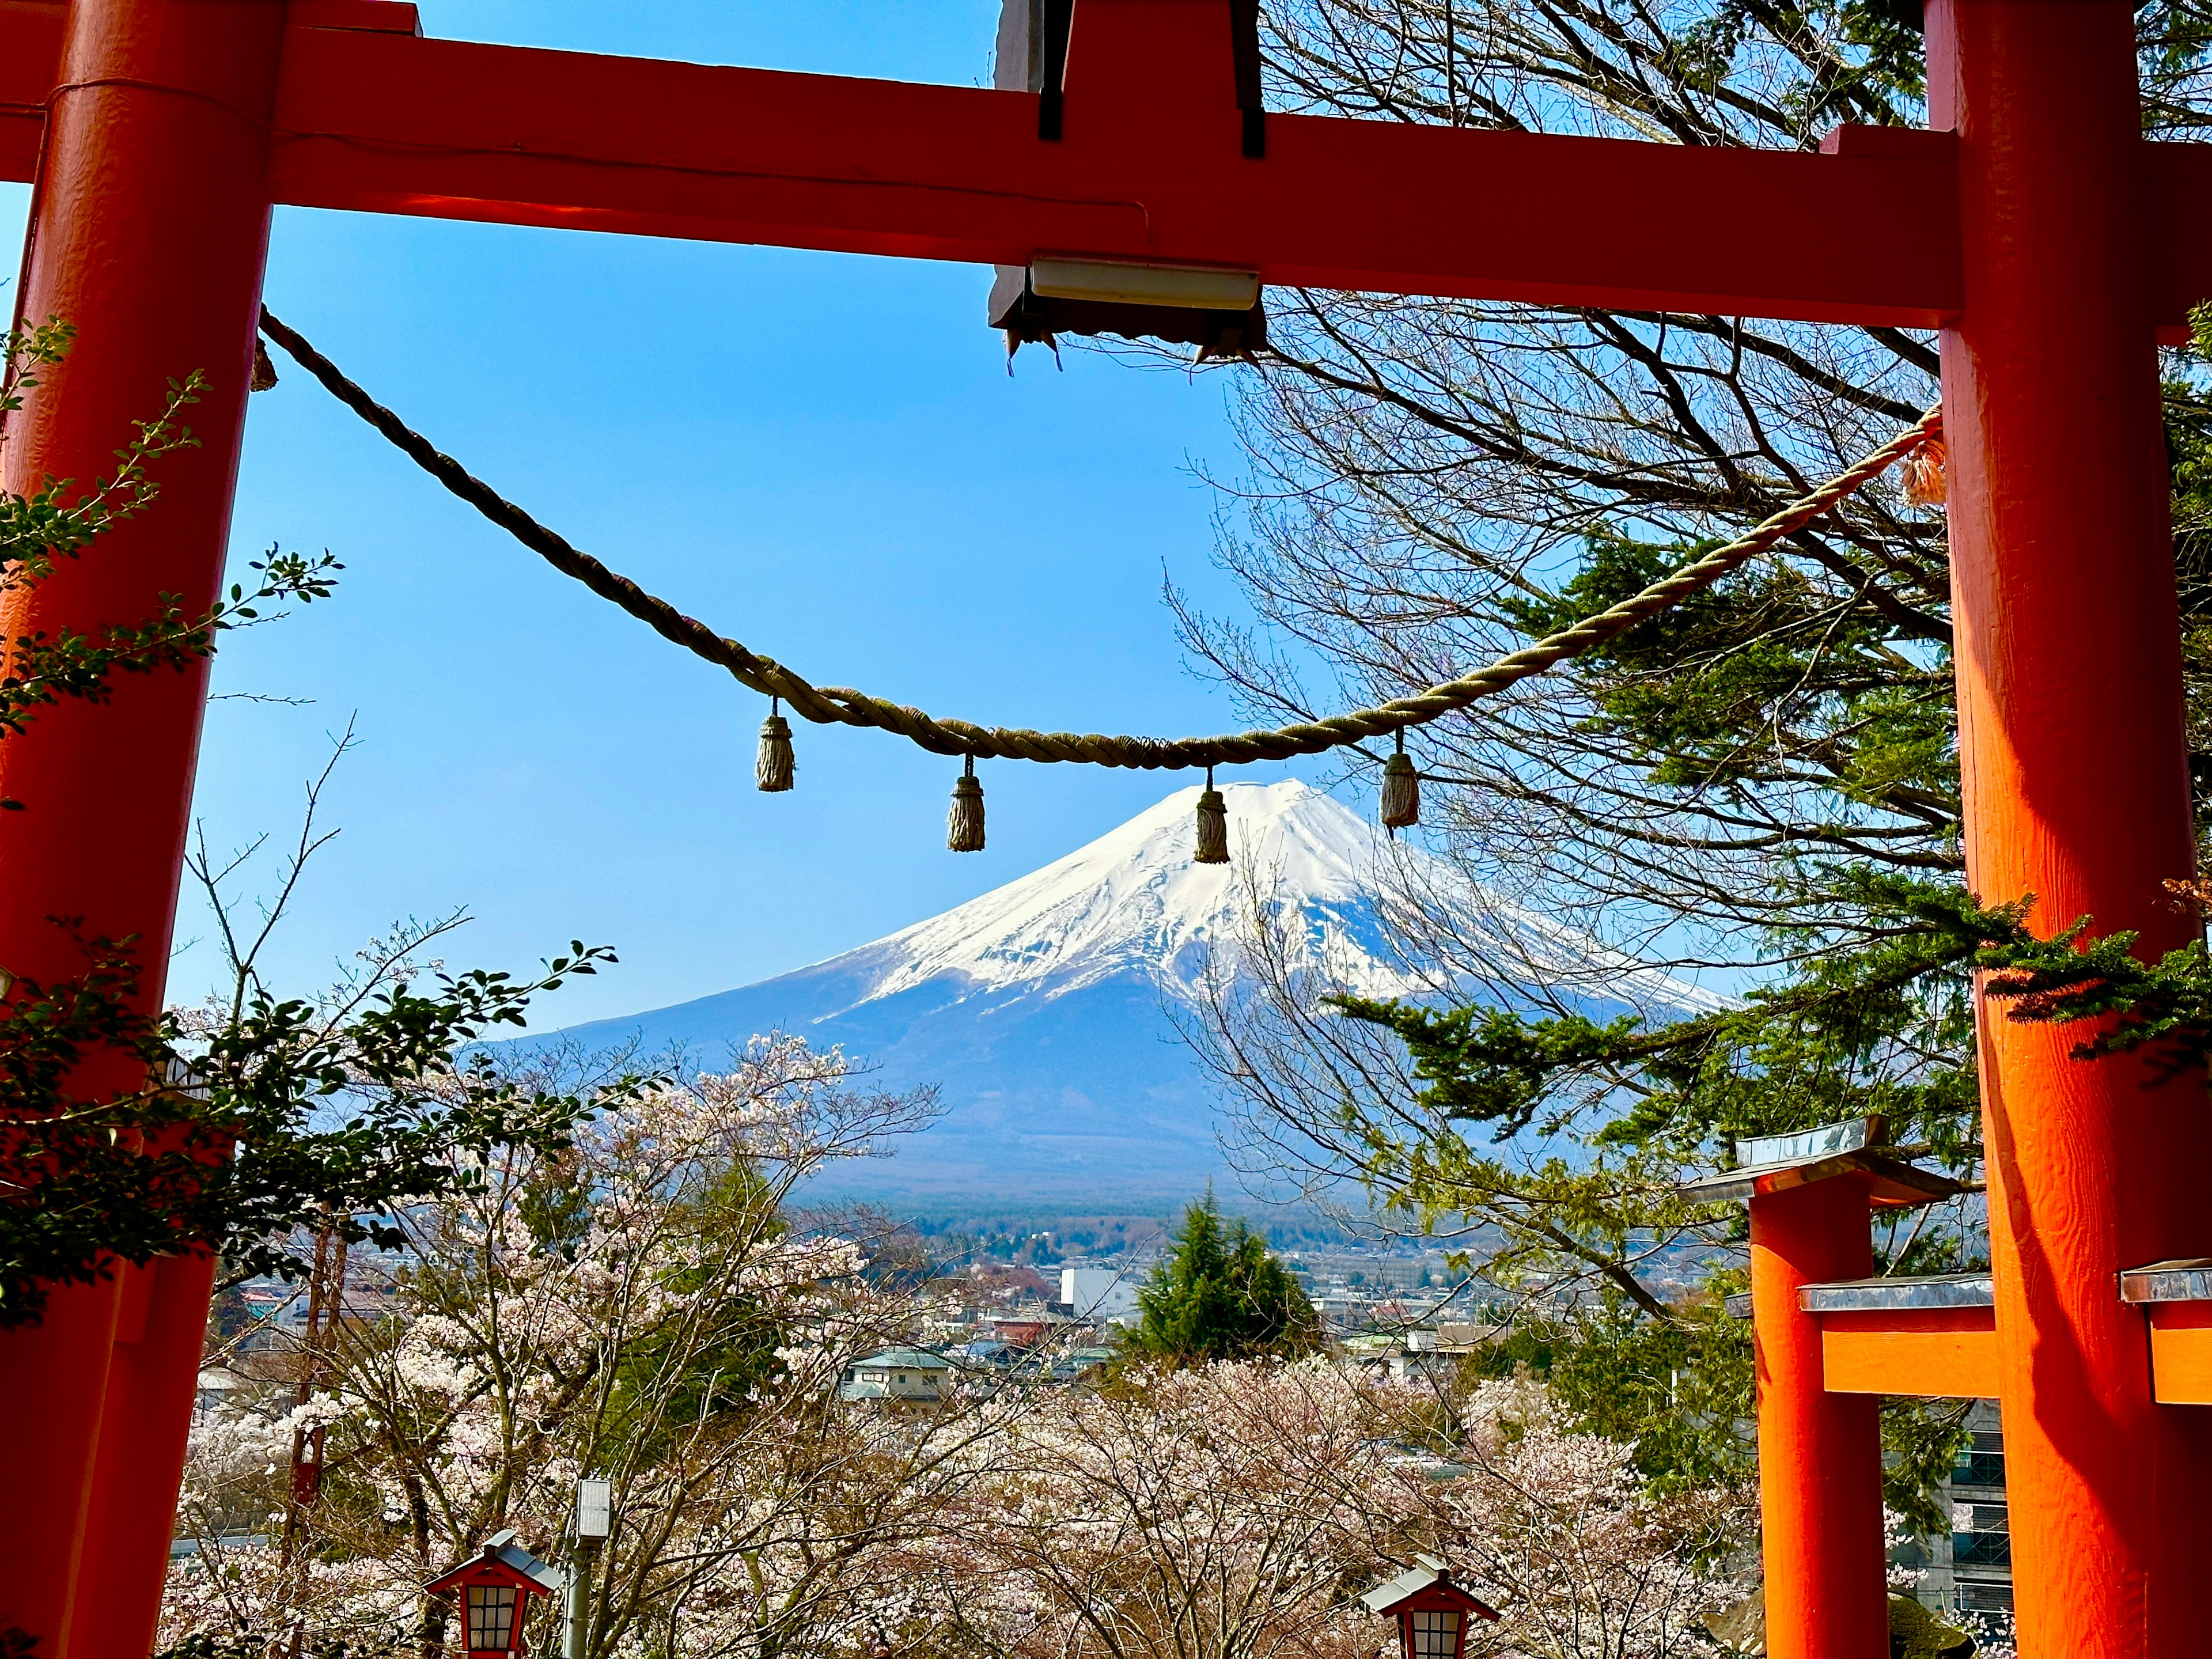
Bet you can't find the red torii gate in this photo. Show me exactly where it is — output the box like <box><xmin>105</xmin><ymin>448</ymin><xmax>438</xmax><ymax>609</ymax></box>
<box><xmin>0</xmin><ymin>1</ymin><xmax>2207</xmax><ymax>1654</ymax></box>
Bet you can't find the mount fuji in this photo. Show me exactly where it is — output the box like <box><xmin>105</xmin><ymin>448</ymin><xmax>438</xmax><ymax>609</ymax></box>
<box><xmin>535</xmin><ymin>781</ymin><xmax>1717</xmax><ymax>1204</ymax></box>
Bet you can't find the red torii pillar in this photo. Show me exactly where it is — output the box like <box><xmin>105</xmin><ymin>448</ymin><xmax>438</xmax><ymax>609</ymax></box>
<box><xmin>1930</xmin><ymin>3</ymin><xmax>2212</xmax><ymax>1654</ymax></box>
<box><xmin>1683</xmin><ymin>1118</ymin><xmax>1968</xmax><ymax>1659</ymax></box>
<box><xmin>0</xmin><ymin>2</ymin><xmax>2207</xmax><ymax>1654</ymax></box>
<box><xmin>0</xmin><ymin>2</ymin><xmax>285</xmax><ymax>1652</ymax></box>
<box><xmin>1750</xmin><ymin>1176</ymin><xmax>1886</xmax><ymax>1659</ymax></box>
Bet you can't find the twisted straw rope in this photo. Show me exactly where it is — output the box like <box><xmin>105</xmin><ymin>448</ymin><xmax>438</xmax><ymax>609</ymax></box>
<box><xmin>259</xmin><ymin>308</ymin><xmax>1941</xmax><ymax>771</ymax></box>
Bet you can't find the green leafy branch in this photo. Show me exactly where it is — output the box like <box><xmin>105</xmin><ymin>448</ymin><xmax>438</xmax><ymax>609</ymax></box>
<box><xmin>0</xmin><ymin>320</ymin><xmax>342</xmax><ymax>807</ymax></box>
<box><xmin>1978</xmin><ymin>882</ymin><xmax>2212</xmax><ymax>1072</ymax></box>
<box><xmin>2</xmin><ymin>319</ymin><xmax>200</xmax><ymax>587</ymax></box>
<box><xmin>0</xmin><ymin>925</ymin><xmax>632</xmax><ymax>1328</ymax></box>
<box><xmin>0</xmin><ymin>321</ymin><xmax>636</xmax><ymax>1330</ymax></box>
<box><xmin>0</xmin><ymin>548</ymin><xmax>338</xmax><ymax>732</ymax></box>
<box><xmin>1330</xmin><ymin>874</ymin><xmax>1999</xmax><ymax>1139</ymax></box>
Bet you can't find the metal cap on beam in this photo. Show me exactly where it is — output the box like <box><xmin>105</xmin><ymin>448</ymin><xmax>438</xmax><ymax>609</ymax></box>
<box><xmin>1030</xmin><ymin>255</ymin><xmax>1259</xmax><ymax>310</ymax></box>
<box><xmin>989</xmin><ymin>257</ymin><xmax>1267</xmax><ymax>357</ymax></box>
<box><xmin>1674</xmin><ymin>1115</ymin><xmax>1967</xmax><ymax>1209</ymax></box>
<box><xmin>1797</xmin><ymin>1273</ymin><xmax>1995</xmax><ymax>1314</ymax></box>
<box><xmin>2119</xmin><ymin>1259</ymin><xmax>2212</xmax><ymax>1304</ymax></box>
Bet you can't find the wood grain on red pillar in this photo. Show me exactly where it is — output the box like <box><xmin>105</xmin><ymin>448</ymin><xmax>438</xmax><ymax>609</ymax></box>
<box><xmin>0</xmin><ymin>0</ymin><xmax>285</xmax><ymax>1646</ymax></box>
<box><xmin>1749</xmin><ymin>1176</ymin><xmax>1887</xmax><ymax>1659</ymax></box>
<box><xmin>1926</xmin><ymin>4</ymin><xmax>2212</xmax><ymax>1656</ymax></box>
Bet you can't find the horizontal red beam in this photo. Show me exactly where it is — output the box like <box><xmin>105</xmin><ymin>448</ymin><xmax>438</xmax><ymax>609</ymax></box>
<box><xmin>256</xmin><ymin>27</ymin><xmax>1961</xmax><ymax>327</ymax></box>
<box><xmin>0</xmin><ymin>7</ymin><xmax>2206</xmax><ymax>329</ymax></box>
<box><xmin>1819</xmin><ymin>1306</ymin><xmax>1999</xmax><ymax>1399</ymax></box>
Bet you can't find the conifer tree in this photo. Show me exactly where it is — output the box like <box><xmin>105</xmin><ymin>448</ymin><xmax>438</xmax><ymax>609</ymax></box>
<box><xmin>1130</xmin><ymin>1191</ymin><xmax>1321</xmax><ymax>1362</ymax></box>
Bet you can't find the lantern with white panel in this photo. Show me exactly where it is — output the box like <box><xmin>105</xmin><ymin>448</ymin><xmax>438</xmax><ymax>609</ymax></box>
<box><xmin>426</xmin><ymin>1529</ymin><xmax>565</xmax><ymax>1657</ymax></box>
<box><xmin>1361</xmin><ymin>1556</ymin><xmax>1501</xmax><ymax>1659</ymax></box>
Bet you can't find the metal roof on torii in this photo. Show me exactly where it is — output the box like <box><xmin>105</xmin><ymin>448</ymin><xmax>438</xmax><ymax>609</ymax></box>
<box><xmin>1</xmin><ymin>6</ymin><xmax>2209</xmax><ymax>1659</ymax></box>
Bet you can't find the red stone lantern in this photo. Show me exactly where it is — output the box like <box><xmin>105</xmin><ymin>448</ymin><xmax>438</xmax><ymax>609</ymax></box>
<box><xmin>1361</xmin><ymin>1556</ymin><xmax>1501</xmax><ymax>1659</ymax></box>
<box><xmin>425</xmin><ymin>1529</ymin><xmax>565</xmax><ymax>1657</ymax></box>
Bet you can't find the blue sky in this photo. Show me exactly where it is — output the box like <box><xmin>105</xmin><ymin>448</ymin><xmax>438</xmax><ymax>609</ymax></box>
<box><xmin>1</xmin><ymin>2</ymin><xmax>1323</xmax><ymax>1029</ymax></box>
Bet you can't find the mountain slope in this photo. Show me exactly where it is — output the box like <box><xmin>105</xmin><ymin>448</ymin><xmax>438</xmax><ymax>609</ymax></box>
<box><xmin>536</xmin><ymin>782</ymin><xmax>1717</xmax><ymax>1202</ymax></box>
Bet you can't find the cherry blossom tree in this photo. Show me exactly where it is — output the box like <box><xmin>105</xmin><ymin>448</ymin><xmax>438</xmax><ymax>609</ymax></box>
<box><xmin>906</xmin><ymin>1362</ymin><xmax>1748</xmax><ymax>1659</ymax></box>
<box><xmin>1427</xmin><ymin>1376</ymin><xmax>1746</xmax><ymax>1659</ymax></box>
<box><xmin>162</xmin><ymin>1039</ymin><xmax>976</xmax><ymax>1659</ymax></box>
<box><xmin>911</xmin><ymin>1358</ymin><xmax>1410</xmax><ymax>1659</ymax></box>
<box><xmin>164</xmin><ymin>1043</ymin><xmax>1749</xmax><ymax>1659</ymax></box>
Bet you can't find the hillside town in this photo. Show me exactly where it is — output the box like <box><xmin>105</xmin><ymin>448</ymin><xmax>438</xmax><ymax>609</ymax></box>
<box><xmin>187</xmin><ymin>1180</ymin><xmax>2014</xmax><ymax>1642</ymax></box>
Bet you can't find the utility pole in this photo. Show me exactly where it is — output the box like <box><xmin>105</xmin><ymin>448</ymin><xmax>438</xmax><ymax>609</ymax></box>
<box><xmin>282</xmin><ymin>1217</ymin><xmax>350</xmax><ymax>1563</ymax></box>
<box><xmin>565</xmin><ymin>1478</ymin><xmax>612</xmax><ymax>1659</ymax></box>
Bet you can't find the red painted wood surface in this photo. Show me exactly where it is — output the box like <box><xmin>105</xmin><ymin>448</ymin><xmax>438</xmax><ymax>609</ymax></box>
<box><xmin>0</xmin><ymin>3</ymin><xmax>62</xmax><ymax>181</ymax></box>
<box><xmin>0</xmin><ymin>0</ymin><xmax>286</xmax><ymax>1646</ymax></box>
<box><xmin>250</xmin><ymin>24</ymin><xmax>1960</xmax><ymax>324</ymax></box>
<box><xmin>73</xmin><ymin>1252</ymin><xmax>222</xmax><ymax>1650</ymax></box>
<box><xmin>1817</xmin><ymin>1305</ymin><xmax>2000</xmax><ymax>1399</ymax></box>
<box><xmin>1928</xmin><ymin>3</ymin><xmax>2212</xmax><ymax>1656</ymax></box>
<box><xmin>2</xmin><ymin>6</ymin><xmax>2211</xmax><ymax>326</ymax></box>
<box><xmin>1750</xmin><ymin>1177</ymin><xmax>1888</xmax><ymax>1659</ymax></box>
<box><xmin>2146</xmin><ymin>1301</ymin><xmax>2212</xmax><ymax>1406</ymax></box>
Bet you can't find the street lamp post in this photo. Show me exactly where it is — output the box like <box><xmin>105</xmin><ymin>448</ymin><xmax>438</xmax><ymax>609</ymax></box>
<box><xmin>565</xmin><ymin>1479</ymin><xmax>612</xmax><ymax>1659</ymax></box>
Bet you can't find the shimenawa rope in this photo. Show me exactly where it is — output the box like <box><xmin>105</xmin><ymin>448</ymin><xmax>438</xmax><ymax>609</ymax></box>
<box><xmin>256</xmin><ymin>307</ymin><xmax>1942</xmax><ymax>774</ymax></box>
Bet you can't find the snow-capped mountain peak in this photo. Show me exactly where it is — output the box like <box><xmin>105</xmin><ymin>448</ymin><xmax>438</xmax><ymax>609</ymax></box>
<box><xmin>848</xmin><ymin>779</ymin><xmax>1405</xmax><ymax>1008</ymax></box>
<box><xmin>536</xmin><ymin>781</ymin><xmax>1721</xmax><ymax>1201</ymax></box>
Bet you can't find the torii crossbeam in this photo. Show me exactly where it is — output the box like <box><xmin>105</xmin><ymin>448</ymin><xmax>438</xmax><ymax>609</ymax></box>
<box><xmin>2</xmin><ymin>3</ymin><xmax>2209</xmax><ymax>1656</ymax></box>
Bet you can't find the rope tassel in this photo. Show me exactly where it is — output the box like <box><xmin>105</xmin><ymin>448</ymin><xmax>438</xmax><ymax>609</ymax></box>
<box><xmin>949</xmin><ymin>756</ymin><xmax>986</xmax><ymax>853</ymax></box>
<box><xmin>1381</xmin><ymin>733</ymin><xmax>1419</xmax><ymax>835</ymax></box>
<box><xmin>1195</xmin><ymin>770</ymin><xmax>1229</xmax><ymax>865</ymax></box>
<box><xmin>1902</xmin><ymin>436</ymin><xmax>1948</xmax><ymax>507</ymax></box>
<box><xmin>757</xmin><ymin>698</ymin><xmax>794</xmax><ymax>792</ymax></box>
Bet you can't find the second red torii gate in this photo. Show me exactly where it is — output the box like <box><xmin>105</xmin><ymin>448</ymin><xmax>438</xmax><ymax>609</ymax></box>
<box><xmin>1</xmin><ymin>3</ymin><xmax>2208</xmax><ymax>1657</ymax></box>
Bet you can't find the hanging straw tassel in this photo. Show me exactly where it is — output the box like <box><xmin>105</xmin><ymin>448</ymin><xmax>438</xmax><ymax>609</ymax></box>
<box><xmin>948</xmin><ymin>756</ymin><xmax>986</xmax><ymax>852</ymax></box>
<box><xmin>1902</xmin><ymin>436</ymin><xmax>1948</xmax><ymax>507</ymax></box>
<box><xmin>1380</xmin><ymin>732</ymin><xmax>1420</xmax><ymax>836</ymax></box>
<box><xmin>1194</xmin><ymin>768</ymin><xmax>1230</xmax><ymax>865</ymax></box>
<box><xmin>250</xmin><ymin>339</ymin><xmax>279</xmax><ymax>392</ymax></box>
<box><xmin>756</xmin><ymin>698</ymin><xmax>794</xmax><ymax>792</ymax></box>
